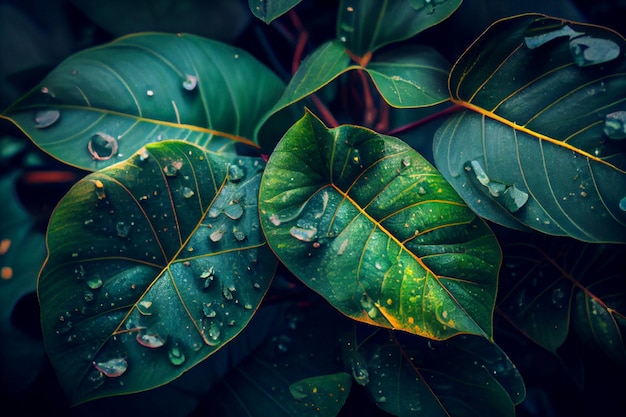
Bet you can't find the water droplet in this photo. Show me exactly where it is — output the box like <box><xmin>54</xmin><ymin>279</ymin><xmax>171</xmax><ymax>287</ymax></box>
<box><xmin>136</xmin><ymin>331</ymin><xmax>166</xmax><ymax>348</ymax></box>
<box><xmin>203</xmin><ymin>305</ymin><xmax>217</xmax><ymax>317</ymax></box>
<box><xmin>168</xmin><ymin>345</ymin><xmax>186</xmax><ymax>365</ymax></box>
<box><xmin>232</xmin><ymin>225</ymin><xmax>246</xmax><ymax>241</ymax></box>
<box><xmin>619</xmin><ymin>196</ymin><xmax>626</xmax><ymax>211</ymax></box>
<box><xmin>468</xmin><ymin>160</ymin><xmax>490</xmax><ymax>186</ymax></box>
<box><xmin>352</xmin><ymin>360</ymin><xmax>369</xmax><ymax>386</ymax></box>
<box><xmin>138</xmin><ymin>147</ymin><xmax>150</xmax><ymax>161</ymax></box>
<box><xmin>182</xmin><ymin>74</ymin><xmax>198</xmax><ymax>91</ymax></box>
<box><xmin>524</xmin><ymin>24</ymin><xmax>583</xmax><ymax>49</ymax></box>
<box><xmin>222</xmin><ymin>285</ymin><xmax>234</xmax><ymax>300</ymax></box>
<box><xmin>87</xmin><ymin>277</ymin><xmax>103</xmax><ymax>289</ymax></box>
<box><xmin>210</xmin><ymin>222</ymin><xmax>228</xmax><ymax>242</ymax></box>
<box><xmin>182</xmin><ymin>187</ymin><xmax>195</xmax><ymax>198</ymax></box>
<box><xmin>163</xmin><ymin>160</ymin><xmax>183</xmax><ymax>176</ymax></box>
<box><xmin>603</xmin><ymin>111</ymin><xmax>626</xmax><ymax>140</ymax></box>
<box><xmin>224</xmin><ymin>203</ymin><xmax>243</xmax><ymax>220</ymax></box>
<box><xmin>137</xmin><ymin>300</ymin><xmax>153</xmax><ymax>315</ymax></box>
<box><xmin>207</xmin><ymin>322</ymin><xmax>221</xmax><ymax>345</ymax></box>
<box><xmin>146</xmin><ymin>89</ymin><xmax>154</xmax><ymax>97</ymax></box>
<box><xmin>93</xmin><ymin>358</ymin><xmax>127</xmax><ymax>377</ymax></box>
<box><xmin>289</xmin><ymin>225</ymin><xmax>317</xmax><ymax>242</ymax></box>
<box><xmin>360</xmin><ymin>294</ymin><xmax>377</xmax><ymax>319</ymax></box>
<box><xmin>34</xmin><ymin>109</ymin><xmax>60</xmax><ymax>129</ymax></box>
<box><xmin>88</xmin><ymin>132</ymin><xmax>118</xmax><ymax>161</ymax></box>
<box><xmin>116</xmin><ymin>221</ymin><xmax>130</xmax><ymax>238</ymax></box>
<box><xmin>228</xmin><ymin>164</ymin><xmax>245</xmax><ymax>181</ymax></box>
<box><xmin>502</xmin><ymin>184</ymin><xmax>529</xmax><ymax>213</ymax></box>
<box><xmin>570</xmin><ymin>36</ymin><xmax>620</xmax><ymax>67</ymax></box>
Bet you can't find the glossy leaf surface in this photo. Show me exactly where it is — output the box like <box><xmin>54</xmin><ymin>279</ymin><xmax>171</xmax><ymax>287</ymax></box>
<box><xmin>433</xmin><ymin>14</ymin><xmax>626</xmax><ymax>243</ymax></box>
<box><xmin>337</xmin><ymin>0</ymin><xmax>463</xmax><ymax>56</ymax></box>
<box><xmin>358</xmin><ymin>331</ymin><xmax>525</xmax><ymax>417</ymax></box>
<box><xmin>38</xmin><ymin>140</ymin><xmax>276</xmax><ymax>405</ymax></box>
<box><xmin>499</xmin><ymin>237</ymin><xmax>626</xmax><ymax>364</ymax></box>
<box><xmin>1</xmin><ymin>33</ymin><xmax>285</xmax><ymax>170</ymax></box>
<box><xmin>248</xmin><ymin>0</ymin><xmax>302</xmax><ymax>23</ymax></box>
<box><xmin>259</xmin><ymin>111</ymin><xmax>501</xmax><ymax>340</ymax></box>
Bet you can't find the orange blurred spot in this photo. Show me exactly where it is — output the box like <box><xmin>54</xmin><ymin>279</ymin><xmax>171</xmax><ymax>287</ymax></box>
<box><xmin>0</xmin><ymin>239</ymin><xmax>10</xmax><ymax>255</ymax></box>
<box><xmin>1</xmin><ymin>266</ymin><xmax>13</xmax><ymax>280</ymax></box>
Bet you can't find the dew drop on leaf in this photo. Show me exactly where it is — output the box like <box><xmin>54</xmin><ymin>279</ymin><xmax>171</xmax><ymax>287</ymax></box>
<box><xmin>224</xmin><ymin>203</ymin><xmax>244</xmax><ymax>220</ymax></box>
<box><xmin>351</xmin><ymin>360</ymin><xmax>369</xmax><ymax>386</ymax></box>
<box><xmin>523</xmin><ymin>25</ymin><xmax>583</xmax><ymax>49</ymax></box>
<box><xmin>203</xmin><ymin>305</ymin><xmax>217</xmax><ymax>317</ymax></box>
<box><xmin>93</xmin><ymin>358</ymin><xmax>128</xmax><ymax>378</ymax></box>
<box><xmin>603</xmin><ymin>111</ymin><xmax>626</xmax><ymax>140</ymax></box>
<box><xmin>168</xmin><ymin>345</ymin><xmax>185</xmax><ymax>366</ymax></box>
<box><xmin>619</xmin><ymin>196</ymin><xmax>626</xmax><ymax>211</ymax></box>
<box><xmin>88</xmin><ymin>132</ymin><xmax>118</xmax><ymax>161</ymax></box>
<box><xmin>34</xmin><ymin>109</ymin><xmax>60</xmax><ymax>129</ymax></box>
<box><xmin>163</xmin><ymin>160</ymin><xmax>183</xmax><ymax>176</ymax></box>
<box><xmin>228</xmin><ymin>164</ymin><xmax>245</xmax><ymax>181</ymax></box>
<box><xmin>136</xmin><ymin>331</ymin><xmax>166</xmax><ymax>348</ymax></box>
<box><xmin>289</xmin><ymin>225</ymin><xmax>317</xmax><ymax>242</ymax></box>
<box><xmin>182</xmin><ymin>187</ymin><xmax>195</xmax><ymax>198</ymax></box>
<box><xmin>210</xmin><ymin>222</ymin><xmax>228</xmax><ymax>242</ymax></box>
<box><xmin>87</xmin><ymin>277</ymin><xmax>103</xmax><ymax>290</ymax></box>
<box><xmin>569</xmin><ymin>36</ymin><xmax>620</xmax><ymax>67</ymax></box>
<box><xmin>207</xmin><ymin>322</ymin><xmax>221</xmax><ymax>345</ymax></box>
<box><xmin>502</xmin><ymin>184</ymin><xmax>529</xmax><ymax>213</ymax></box>
<box><xmin>232</xmin><ymin>225</ymin><xmax>246</xmax><ymax>241</ymax></box>
<box><xmin>182</xmin><ymin>74</ymin><xmax>198</xmax><ymax>91</ymax></box>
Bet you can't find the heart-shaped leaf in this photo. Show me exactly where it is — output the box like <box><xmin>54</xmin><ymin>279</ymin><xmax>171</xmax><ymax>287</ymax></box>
<box><xmin>337</xmin><ymin>0</ymin><xmax>463</xmax><ymax>56</ymax></box>
<box><xmin>432</xmin><ymin>14</ymin><xmax>626</xmax><ymax>243</ymax></box>
<box><xmin>249</xmin><ymin>0</ymin><xmax>302</xmax><ymax>23</ymax></box>
<box><xmin>38</xmin><ymin>140</ymin><xmax>276</xmax><ymax>405</ymax></box>
<box><xmin>1</xmin><ymin>33</ymin><xmax>285</xmax><ymax>170</ymax></box>
<box><xmin>259</xmin><ymin>110</ymin><xmax>501</xmax><ymax>341</ymax></box>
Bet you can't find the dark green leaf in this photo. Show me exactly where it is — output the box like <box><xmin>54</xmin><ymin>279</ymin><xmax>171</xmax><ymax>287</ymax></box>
<box><xmin>1</xmin><ymin>33</ymin><xmax>285</xmax><ymax>170</ymax></box>
<box><xmin>337</xmin><ymin>0</ymin><xmax>463</xmax><ymax>56</ymax></box>
<box><xmin>38</xmin><ymin>140</ymin><xmax>276</xmax><ymax>405</ymax></box>
<box><xmin>358</xmin><ymin>331</ymin><xmax>525</xmax><ymax>417</ymax></box>
<box><xmin>500</xmin><ymin>237</ymin><xmax>626</xmax><ymax>364</ymax></box>
<box><xmin>433</xmin><ymin>14</ymin><xmax>626</xmax><ymax>243</ymax></box>
<box><xmin>259</xmin><ymin>110</ymin><xmax>501</xmax><ymax>341</ymax></box>
<box><xmin>366</xmin><ymin>45</ymin><xmax>451</xmax><ymax>108</ymax></box>
<box><xmin>249</xmin><ymin>0</ymin><xmax>302</xmax><ymax>23</ymax></box>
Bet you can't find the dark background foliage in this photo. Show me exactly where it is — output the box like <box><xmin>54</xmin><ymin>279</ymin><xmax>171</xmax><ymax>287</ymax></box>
<box><xmin>1</xmin><ymin>0</ymin><xmax>625</xmax><ymax>416</ymax></box>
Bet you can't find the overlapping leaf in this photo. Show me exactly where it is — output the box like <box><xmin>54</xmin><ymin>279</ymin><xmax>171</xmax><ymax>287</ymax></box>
<box><xmin>337</xmin><ymin>0</ymin><xmax>463</xmax><ymax>56</ymax></box>
<box><xmin>38</xmin><ymin>140</ymin><xmax>276</xmax><ymax>405</ymax></box>
<box><xmin>1</xmin><ymin>33</ymin><xmax>285</xmax><ymax>170</ymax></box>
<box><xmin>355</xmin><ymin>331</ymin><xmax>525</xmax><ymax>417</ymax></box>
<box><xmin>499</xmin><ymin>237</ymin><xmax>626</xmax><ymax>365</ymax></box>
<box><xmin>248</xmin><ymin>0</ymin><xmax>302</xmax><ymax>23</ymax></box>
<box><xmin>433</xmin><ymin>14</ymin><xmax>626</xmax><ymax>243</ymax></box>
<box><xmin>259</xmin><ymin>111</ymin><xmax>501</xmax><ymax>341</ymax></box>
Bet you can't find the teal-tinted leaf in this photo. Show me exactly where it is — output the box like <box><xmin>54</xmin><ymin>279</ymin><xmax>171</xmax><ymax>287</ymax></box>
<box><xmin>204</xmin><ymin>303</ymin><xmax>352</xmax><ymax>417</ymax></box>
<box><xmin>259</xmin><ymin>110</ymin><xmax>501</xmax><ymax>341</ymax></box>
<box><xmin>249</xmin><ymin>0</ymin><xmax>302</xmax><ymax>23</ymax></box>
<box><xmin>433</xmin><ymin>14</ymin><xmax>626</xmax><ymax>243</ymax></box>
<box><xmin>366</xmin><ymin>45</ymin><xmax>451</xmax><ymax>108</ymax></box>
<box><xmin>38</xmin><ymin>140</ymin><xmax>276</xmax><ymax>405</ymax></box>
<box><xmin>358</xmin><ymin>331</ymin><xmax>525</xmax><ymax>416</ymax></box>
<box><xmin>500</xmin><ymin>237</ymin><xmax>626</xmax><ymax>363</ymax></box>
<box><xmin>337</xmin><ymin>0</ymin><xmax>463</xmax><ymax>56</ymax></box>
<box><xmin>1</xmin><ymin>33</ymin><xmax>285</xmax><ymax>170</ymax></box>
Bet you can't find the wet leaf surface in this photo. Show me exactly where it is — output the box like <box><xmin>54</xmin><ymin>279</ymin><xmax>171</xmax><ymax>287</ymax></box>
<box><xmin>38</xmin><ymin>140</ymin><xmax>276</xmax><ymax>405</ymax></box>
<box><xmin>433</xmin><ymin>14</ymin><xmax>626</xmax><ymax>243</ymax></box>
<box><xmin>248</xmin><ymin>0</ymin><xmax>302</xmax><ymax>23</ymax></box>
<box><xmin>259</xmin><ymin>111</ymin><xmax>501</xmax><ymax>341</ymax></box>
<box><xmin>1</xmin><ymin>33</ymin><xmax>285</xmax><ymax>170</ymax></box>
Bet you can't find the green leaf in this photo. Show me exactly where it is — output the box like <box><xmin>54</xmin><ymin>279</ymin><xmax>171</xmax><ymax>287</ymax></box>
<box><xmin>289</xmin><ymin>373</ymin><xmax>352</xmax><ymax>415</ymax></box>
<box><xmin>366</xmin><ymin>45</ymin><xmax>451</xmax><ymax>108</ymax></box>
<box><xmin>248</xmin><ymin>0</ymin><xmax>302</xmax><ymax>23</ymax></box>
<box><xmin>500</xmin><ymin>237</ymin><xmax>626</xmax><ymax>364</ymax></box>
<box><xmin>337</xmin><ymin>0</ymin><xmax>463</xmax><ymax>56</ymax></box>
<box><xmin>259</xmin><ymin>110</ymin><xmax>501</xmax><ymax>341</ymax></box>
<box><xmin>1</xmin><ymin>33</ymin><xmax>285</xmax><ymax>171</ymax></box>
<box><xmin>38</xmin><ymin>140</ymin><xmax>276</xmax><ymax>405</ymax></box>
<box><xmin>358</xmin><ymin>331</ymin><xmax>525</xmax><ymax>417</ymax></box>
<box><xmin>433</xmin><ymin>14</ymin><xmax>626</xmax><ymax>243</ymax></box>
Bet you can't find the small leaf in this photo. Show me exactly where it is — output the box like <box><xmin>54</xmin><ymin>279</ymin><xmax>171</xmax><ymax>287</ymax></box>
<box><xmin>248</xmin><ymin>0</ymin><xmax>302</xmax><ymax>23</ymax></box>
<box><xmin>259</xmin><ymin>111</ymin><xmax>501</xmax><ymax>341</ymax></box>
<box><xmin>1</xmin><ymin>33</ymin><xmax>285</xmax><ymax>170</ymax></box>
<box><xmin>337</xmin><ymin>0</ymin><xmax>463</xmax><ymax>56</ymax></box>
<box><xmin>38</xmin><ymin>141</ymin><xmax>276</xmax><ymax>405</ymax></box>
<box><xmin>289</xmin><ymin>373</ymin><xmax>352</xmax><ymax>415</ymax></box>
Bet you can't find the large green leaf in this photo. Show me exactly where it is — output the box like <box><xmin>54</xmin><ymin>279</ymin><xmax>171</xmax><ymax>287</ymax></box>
<box><xmin>499</xmin><ymin>237</ymin><xmax>626</xmax><ymax>364</ymax></box>
<box><xmin>1</xmin><ymin>33</ymin><xmax>285</xmax><ymax>171</ymax></box>
<box><xmin>38</xmin><ymin>140</ymin><xmax>276</xmax><ymax>405</ymax></box>
<box><xmin>248</xmin><ymin>0</ymin><xmax>302</xmax><ymax>23</ymax></box>
<box><xmin>357</xmin><ymin>331</ymin><xmax>525</xmax><ymax>417</ymax></box>
<box><xmin>337</xmin><ymin>0</ymin><xmax>463</xmax><ymax>56</ymax></box>
<box><xmin>259</xmin><ymin>111</ymin><xmax>501</xmax><ymax>341</ymax></box>
<box><xmin>432</xmin><ymin>14</ymin><xmax>626</xmax><ymax>243</ymax></box>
